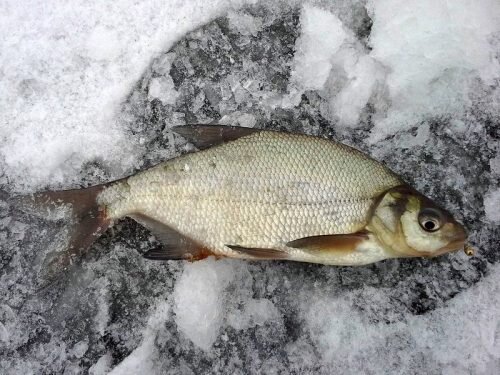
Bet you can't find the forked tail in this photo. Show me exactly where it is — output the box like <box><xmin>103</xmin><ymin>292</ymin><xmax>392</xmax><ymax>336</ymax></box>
<box><xmin>19</xmin><ymin>184</ymin><xmax>112</xmax><ymax>279</ymax></box>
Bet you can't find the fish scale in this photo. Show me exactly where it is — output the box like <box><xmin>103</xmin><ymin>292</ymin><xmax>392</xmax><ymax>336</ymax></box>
<box><xmin>99</xmin><ymin>131</ymin><xmax>403</xmax><ymax>258</ymax></box>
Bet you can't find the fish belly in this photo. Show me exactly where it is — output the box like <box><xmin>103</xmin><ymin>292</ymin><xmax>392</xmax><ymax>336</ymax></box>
<box><xmin>101</xmin><ymin>132</ymin><xmax>402</xmax><ymax>258</ymax></box>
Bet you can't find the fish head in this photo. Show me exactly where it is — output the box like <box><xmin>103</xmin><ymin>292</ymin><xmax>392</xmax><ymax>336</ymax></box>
<box><xmin>368</xmin><ymin>185</ymin><xmax>467</xmax><ymax>258</ymax></box>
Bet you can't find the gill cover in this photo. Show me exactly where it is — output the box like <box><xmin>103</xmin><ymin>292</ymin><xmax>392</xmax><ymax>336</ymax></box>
<box><xmin>368</xmin><ymin>185</ymin><xmax>467</xmax><ymax>258</ymax></box>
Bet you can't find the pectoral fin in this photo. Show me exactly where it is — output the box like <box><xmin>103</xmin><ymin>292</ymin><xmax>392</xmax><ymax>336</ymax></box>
<box><xmin>226</xmin><ymin>245</ymin><xmax>289</xmax><ymax>260</ymax></box>
<box><xmin>286</xmin><ymin>232</ymin><xmax>369</xmax><ymax>254</ymax></box>
<box><xmin>130</xmin><ymin>214</ymin><xmax>216</xmax><ymax>261</ymax></box>
<box><xmin>172</xmin><ymin>125</ymin><xmax>262</xmax><ymax>150</ymax></box>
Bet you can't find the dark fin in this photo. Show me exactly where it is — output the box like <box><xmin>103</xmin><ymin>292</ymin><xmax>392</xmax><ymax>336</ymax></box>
<box><xmin>172</xmin><ymin>125</ymin><xmax>262</xmax><ymax>150</ymax></box>
<box><xmin>130</xmin><ymin>213</ymin><xmax>217</xmax><ymax>261</ymax></box>
<box><xmin>286</xmin><ymin>231</ymin><xmax>369</xmax><ymax>254</ymax></box>
<box><xmin>20</xmin><ymin>185</ymin><xmax>112</xmax><ymax>280</ymax></box>
<box><xmin>226</xmin><ymin>245</ymin><xmax>289</xmax><ymax>260</ymax></box>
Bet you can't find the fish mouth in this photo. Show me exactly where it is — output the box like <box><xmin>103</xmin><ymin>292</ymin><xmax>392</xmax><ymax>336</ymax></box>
<box><xmin>429</xmin><ymin>230</ymin><xmax>468</xmax><ymax>257</ymax></box>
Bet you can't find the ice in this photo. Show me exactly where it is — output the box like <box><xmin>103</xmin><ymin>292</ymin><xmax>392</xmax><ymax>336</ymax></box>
<box><xmin>367</xmin><ymin>0</ymin><xmax>500</xmax><ymax>140</ymax></box>
<box><xmin>88</xmin><ymin>353</ymin><xmax>113</xmax><ymax>375</ymax></box>
<box><xmin>0</xmin><ymin>0</ymin><xmax>250</xmax><ymax>190</ymax></box>
<box><xmin>1</xmin><ymin>0</ymin><xmax>499</xmax><ymax>373</ymax></box>
<box><xmin>109</xmin><ymin>301</ymin><xmax>170</xmax><ymax>374</ymax></box>
<box><xmin>227</xmin><ymin>298</ymin><xmax>281</xmax><ymax>331</ymax></box>
<box><xmin>227</xmin><ymin>10</ymin><xmax>263</xmax><ymax>36</ymax></box>
<box><xmin>173</xmin><ymin>258</ymin><xmax>236</xmax><ymax>350</ymax></box>
<box><xmin>302</xmin><ymin>263</ymin><xmax>500</xmax><ymax>373</ymax></box>
<box><xmin>290</xmin><ymin>4</ymin><xmax>349</xmax><ymax>92</ymax></box>
<box><xmin>148</xmin><ymin>77</ymin><xmax>179</xmax><ymax>105</ymax></box>
<box><xmin>484</xmin><ymin>188</ymin><xmax>500</xmax><ymax>223</ymax></box>
<box><xmin>491</xmin><ymin>156</ymin><xmax>500</xmax><ymax>176</ymax></box>
<box><xmin>288</xmin><ymin>4</ymin><xmax>386</xmax><ymax>127</ymax></box>
<box><xmin>288</xmin><ymin>1</ymin><xmax>500</xmax><ymax>134</ymax></box>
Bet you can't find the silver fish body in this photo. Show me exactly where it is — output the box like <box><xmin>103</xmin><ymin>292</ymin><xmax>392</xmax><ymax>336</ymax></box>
<box><xmin>98</xmin><ymin>129</ymin><xmax>403</xmax><ymax>264</ymax></box>
<box><xmin>31</xmin><ymin>125</ymin><xmax>468</xmax><ymax>272</ymax></box>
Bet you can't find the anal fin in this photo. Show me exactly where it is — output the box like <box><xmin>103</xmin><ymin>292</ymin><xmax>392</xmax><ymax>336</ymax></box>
<box><xmin>130</xmin><ymin>214</ymin><xmax>216</xmax><ymax>261</ymax></box>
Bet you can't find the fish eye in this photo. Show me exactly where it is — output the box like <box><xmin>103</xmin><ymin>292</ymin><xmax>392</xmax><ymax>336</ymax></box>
<box><xmin>418</xmin><ymin>208</ymin><xmax>443</xmax><ymax>232</ymax></box>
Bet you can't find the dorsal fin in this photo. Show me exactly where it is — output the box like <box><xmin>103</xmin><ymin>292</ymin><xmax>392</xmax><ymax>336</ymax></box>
<box><xmin>129</xmin><ymin>213</ymin><xmax>216</xmax><ymax>261</ymax></box>
<box><xmin>172</xmin><ymin>125</ymin><xmax>263</xmax><ymax>150</ymax></box>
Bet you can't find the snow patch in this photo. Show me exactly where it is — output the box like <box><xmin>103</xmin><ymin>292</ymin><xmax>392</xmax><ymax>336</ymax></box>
<box><xmin>303</xmin><ymin>264</ymin><xmax>500</xmax><ymax>373</ymax></box>
<box><xmin>110</xmin><ymin>300</ymin><xmax>170</xmax><ymax>374</ymax></box>
<box><xmin>367</xmin><ymin>0</ymin><xmax>500</xmax><ymax>141</ymax></box>
<box><xmin>290</xmin><ymin>4</ymin><xmax>348</xmax><ymax>92</ymax></box>
<box><xmin>484</xmin><ymin>188</ymin><xmax>500</xmax><ymax>223</ymax></box>
<box><xmin>289</xmin><ymin>4</ymin><xmax>385</xmax><ymax>127</ymax></box>
<box><xmin>227</xmin><ymin>298</ymin><xmax>281</xmax><ymax>330</ymax></box>
<box><xmin>173</xmin><ymin>258</ymin><xmax>236</xmax><ymax>350</ymax></box>
<box><xmin>0</xmin><ymin>0</ymin><xmax>250</xmax><ymax>190</ymax></box>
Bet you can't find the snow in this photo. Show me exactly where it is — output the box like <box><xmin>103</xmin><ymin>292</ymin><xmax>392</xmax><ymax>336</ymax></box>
<box><xmin>1</xmin><ymin>0</ymin><xmax>499</xmax><ymax>373</ymax></box>
<box><xmin>173</xmin><ymin>258</ymin><xmax>236</xmax><ymax>350</ymax></box>
<box><xmin>88</xmin><ymin>353</ymin><xmax>113</xmax><ymax>375</ymax></box>
<box><xmin>0</xmin><ymin>0</ymin><xmax>250</xmax><ymax>190</ymax></box>
<box><xmin>303</xmin><ymin>263</ymin><xmax>500</xmax><ymax>373</ymax></box>
<box><xmin>290</xmin><ymin>5</ymin><xmax>349</xmax><ymax>92</ymax></box>
<box><xmin>109</xmin><ymin>301</ymin><xmax>170</xmax><ymax>374</ymax></box>
<box><xmin>287</xmin><ymin>0</ymin><xmax>500</xmax><ymax>134</ymax></box>
<box><xmin>484</xmin><ymin>188</ymin><xmax>500</xmax><ymax>223</ymax></box>
<box><xmin>288</xmin><ymin>4</ymin><xmax>384</xmax><ymax>127</ymax></box>
<box><xmin>227</xmin><ymin>298</ymin><xmax>281</xmax><ymax>331</ymax></box>
<box><xmin>367</xmin><ymin>0</ymin><xmax>500</xmax><ymax>141</ymax></box>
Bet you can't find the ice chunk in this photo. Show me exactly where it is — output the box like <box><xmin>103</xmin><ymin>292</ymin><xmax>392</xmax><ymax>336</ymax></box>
<box><xmin>227</xmin><ymin>10</ymin><xmax>263</xmax><ymax>36</ymax></box>
<box><xmin>148</xmin><ymin>76</ymin><xmax>179</xmax><ymax>105</ymax></box>
<box><xmin>289</xmin><ymin>4</ymin><xmax>384</xmax><ymax>128</ymax></box>
<box><xmin>71</xmin><ymin>340</ymin><xmax>89</xmax><ymax>359</ymax></box>
<box><xmin>110</xmin><ymin>300</ymin><xmax>170</xmax><ymax>374</ymax></box>
<box><xmin>219</xmin><ymin>111</ymin><xmax>257</xmax><ymax>128</ymax></box>
<box><xmin>173</xmin><ymin>258</ymin><xmax>236</xmax><ymax>350</ymax></box>
<box><xmin>89</xmin><ymin>353</ymin><xmax>112</xmax><ymax>375</ymax></box>
<box><xmin>367</xmin><ymin>0</ymin><xmax>500</xmax><ymax>140</ymax></box>
<box><xmin>227</xmin><ymin>298</ymin><xmax>281</xmax><ymax>330</ymax></box>
<box><xmin>484</xmin><ymin>188</ymin><xmax>500</xmax><ymax>223</ymax></box>
<box><xmin>397</xmin><ymin>123</ymin><xmax>431</xmax><ymax>149</ymax></box>
<box><xmin>330</xmin><ymin>51</ymin><xmax>385</xmax><ymax>127</ymax></box>
<box><xmin>490</xmin><ymin>154</ymin><xmax>500</xmax><ymax>176</ymax></box>
<box><xmin>290</xmin><ymin>4</ymin><xmax>348</xmax><ymax>92</ymax></box>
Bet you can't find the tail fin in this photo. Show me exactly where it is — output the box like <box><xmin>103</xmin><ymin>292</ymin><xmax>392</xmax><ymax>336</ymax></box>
<box><xmin>19</xmin><ymin>184</ymin><xmax>112</xmax><ymax>279</ymax></box>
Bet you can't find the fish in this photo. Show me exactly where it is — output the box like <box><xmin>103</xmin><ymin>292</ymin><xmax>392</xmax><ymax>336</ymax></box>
<box><xmin>23</xmin><ymin>125</ymin><xmax>469</xmax><ymax>275</ymax></box>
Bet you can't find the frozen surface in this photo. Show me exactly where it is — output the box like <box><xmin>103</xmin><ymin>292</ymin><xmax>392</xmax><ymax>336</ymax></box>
<box><xmin>1</xmin><ymin>0</ymin><xmax>499</xmax><ymax>374</ymax></box>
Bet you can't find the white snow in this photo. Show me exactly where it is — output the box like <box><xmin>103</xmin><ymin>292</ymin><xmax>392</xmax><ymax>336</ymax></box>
<box><xmin>367</xmin><ymin>0</ymin><xmax>500</xmax><ymax>141</ymax></box>
<box><xmin>173</xmin><ymin>258</ymin><xmax>236</xmax><ymax>350</ymax></box>
<box><xmin>484</xmin><ymin>188</ymin><xmax>500</xmax><ymax>223</ymax></box>
<box><xmin>288</xmin><ymin>4</ymin><xmax>387</xmax><ymax>127</ymax></box>
<box><xmin>0</xmin><ymin>0</ymin><xmax>250</xmax><ymax>190</ymax></box>
<box><xmin>110</xmin><ymin>300</ymin><xmax>170</xmax><ymax>374</ymax></box>
<box><xmin>88</xmin><ymin>353</ymin><xmax>113</xmax><ymax>375</ymax></box>
<box><xmin>302</xmin><ymin>263</ymin><xmax>500</xmax><ymax>374</ymax></box>
<box><xmin>288</xmin><ymin>1</ymin><xmax>500</xmax><ymax>134</ymax></box>
<box><xmin>290</xmin><ymin>4</ymin><xmax>349</xmax><ymax>92</ymax></box>
<box><xmin>227</xmin><ymin>298</ymin><xmax>281</xmax><ymax>331</ymax></box>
